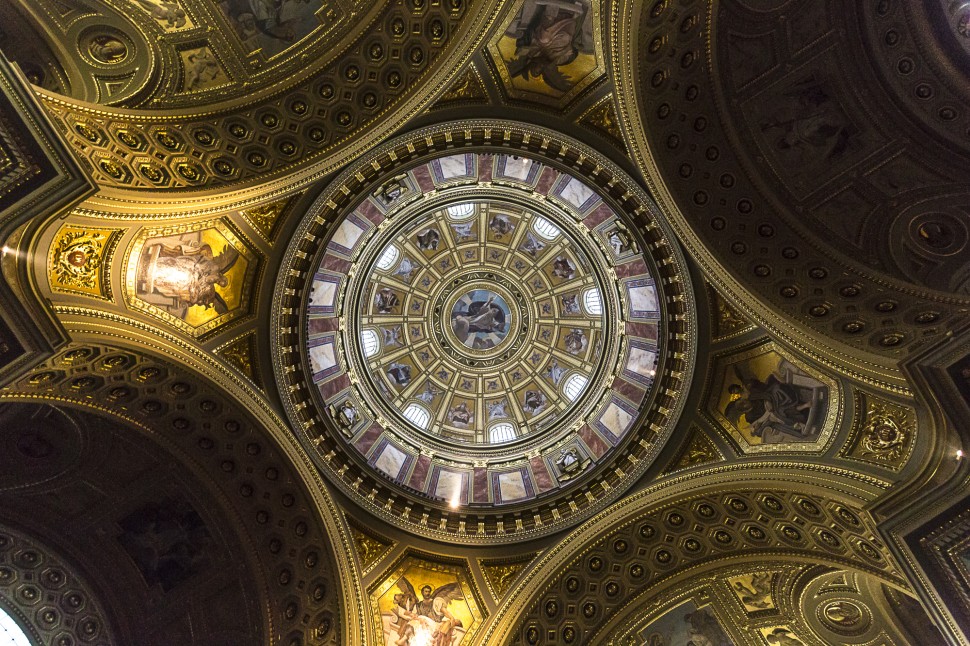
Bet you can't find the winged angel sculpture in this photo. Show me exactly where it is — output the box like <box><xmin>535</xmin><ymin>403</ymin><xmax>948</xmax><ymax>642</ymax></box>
<box><xmin>387</xmin><ymin>576</ymin><xmax>465</xmax><ymax>646</ymax></box>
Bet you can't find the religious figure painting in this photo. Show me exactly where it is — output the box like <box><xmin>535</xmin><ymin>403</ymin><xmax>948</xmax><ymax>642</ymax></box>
<box><xmin>217</xmin><ymin>0</ymin><xmax>325</xmax><ymax>58</ymax></box>
<box><xmin>712</xmin><ymin>344</ymin><xmax>835</xmax><ymax>450</ymax></box>
<box><xmin>372</xmin><ymin>557</ymin><xmax>482</xmax><ymax>646</ymax></box>
<box><xmin>129</xmin><ymin>222</ymin><xmax>256</xmax><ymax>336</ymax></box>
<box><xmin>637</xmin><ymin>600</ymin><xmax>733</xmax><ymax>646</ymax></box>
<box><xmin>491</xmin><ymin>0</ymin><xmax>601</xmax><ymax>102</ymax></box>
<box><xmin>450</xmin><ymin>290</ymin><xmax>511</xmax><ymax>350</ymax></box>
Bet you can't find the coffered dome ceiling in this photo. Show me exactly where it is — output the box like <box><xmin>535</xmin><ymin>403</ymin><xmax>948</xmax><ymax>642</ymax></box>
<box><xmin>276</xmin><ymin>124</ymin><xmax>695</xmax><ymax>542</ymax></box>
<box><xmin>0</xmin><ymin>0</ymin><xmax>968</xmax><ymax>644</ymax></box>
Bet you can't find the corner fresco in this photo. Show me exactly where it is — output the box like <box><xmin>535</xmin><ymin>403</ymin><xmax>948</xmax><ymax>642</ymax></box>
<box><xmin>637</xmin><ymin>599</ymin><xmax>733</xmax><ymax>646</ymax></box>
<box><xmin>710</xmin><ymin>342</ymin><xmax>838</xmax><ymax>452</ymax></box>
<box><xmin>489</xmin><ymin>0</ymin><xmax>603</xmax><ymax>104</ymax></box>
<box><xmin>370</xmin><ymin>556</ymin><xmax>483</xmax><ymax>646</ymax></box>
<box><xmin>217</xmin><ymin>0</ymin><xmax>326</xmax><ymax>58</ymax></box>
<box><xmin>125</xmin><ymin>219</ymin><xmax>257</xmax><ymax>337</ymax></box>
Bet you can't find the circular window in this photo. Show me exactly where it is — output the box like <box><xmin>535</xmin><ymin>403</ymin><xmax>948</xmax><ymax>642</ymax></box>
<box><xmin>0</xmin><ymin>608</ymin><xmax>33</xmax><ymax>646</ymax></box>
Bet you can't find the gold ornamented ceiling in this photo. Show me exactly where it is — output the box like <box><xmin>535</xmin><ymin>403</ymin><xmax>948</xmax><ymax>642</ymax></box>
<box><xmin>0</xmin><ymin>0</ymin><xmax>968</xmax><ymax>644</ymax></box>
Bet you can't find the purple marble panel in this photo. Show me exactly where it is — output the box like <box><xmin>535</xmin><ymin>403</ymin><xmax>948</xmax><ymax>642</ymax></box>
<box><xmin>578</xmin><ymin>424</ymin><xmax>609</xmax><ymax>458</ymax></box>
<box><xmin>530</xmin><ymin>457</ymin><xmax>555</xmax><ymax>492</ymax></box>
<box><xmin>317</xmin><ymin>373</ymin><xmax>350</xmax><ymax>401</ymax></box>
<box><xmin>412</xmin><ymin>165</ymin><xmax>436</xmax><ymax>192</ymax></box>
<box><xmin>353</xmin><ymin>422</ymin><xmax>383</xmax><ymax>455</ymax></box>
<box><xmin>356</xmin><ymin>198</ymin><xmax>385</xmax><ymax>226</ymax></box>
<box><xmin>408</xmin><ymin>454</ymin><xmax>432</xmax><ymax>489</ymax></box>
<box><xmin>614</xmin><ymin>257</ymin><xmax>648</xmax><ymax>279</ymax></box>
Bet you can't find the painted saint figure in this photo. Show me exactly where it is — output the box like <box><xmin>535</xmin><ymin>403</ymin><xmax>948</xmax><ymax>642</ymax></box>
<box><xmin>504</xmin><ymin>0</ymin><xmax>594</xmax><ymax>93</ymax></box>
<box><xmin>137</xmin><ymin>241</ymin><xmax>240</xmax><ymax>317</ymax></box>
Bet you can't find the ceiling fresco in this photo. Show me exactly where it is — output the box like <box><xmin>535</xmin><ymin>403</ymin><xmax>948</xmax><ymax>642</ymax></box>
<box><xmin>0</xmin><ymin>0</ymin><xmax>968</xmax><ymax>644</ymax></box>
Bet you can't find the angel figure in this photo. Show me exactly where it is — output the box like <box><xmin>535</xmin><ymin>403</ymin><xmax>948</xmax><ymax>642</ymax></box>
<box><xmin>137</xmin><ymin>241</ymin><xmax>240</xmax><ymax>317</ymax></box>
<box><xmin>135</xmin><ymin>0</ymin><xmax>188</xmax><ymax>28</ymax></box>
<box><xmin>390</xmin><ymin>577</ymin><xmax>465</xmax><ymax>646</ymax></box>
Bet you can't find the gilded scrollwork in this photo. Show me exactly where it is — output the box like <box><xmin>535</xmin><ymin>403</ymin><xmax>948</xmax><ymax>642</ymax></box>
<box><xmin>842</xmin><ymin>393</ymin><xmax>915</xmax><ymax>471</ymax></box>
<box><xmin>49</xmin><ymin>225</ymin><xmax>123</xmax><ymax>300</ymax></box>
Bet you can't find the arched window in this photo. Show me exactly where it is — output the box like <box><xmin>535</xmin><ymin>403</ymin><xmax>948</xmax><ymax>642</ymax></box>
<box><xmin>582</xmin><ymin>288</ymin><xmax>603</xmax><ymax>316</ymax></box>
<box><xmin>375</xmin><ymin>244</ymin><xmax>400</xmax><ymax>271</ymax></box>
<box><xmin>446</xmin><ymin>203</ymin><xmax>474</xmax><ymax>219</ymax></box>
<box><xmin>360</xmin><ymin>329</ymin><xmax>380</xmax><ymax>358</ymax></box>
<box><xmin>488</xmin><ymin>422</ymin><xmax>517</xmax><ymax>443</ymax></box>
<box><xmin>403</xmin><ymin>403</ymin><xmax>431</xmax><ymax>430</ymax></box>
<box><xmin>562</xmin><ymin>374</ymin><xmax>589</xmax><ymax>402</ymax></box>
<box><xmin>0</xmin><ymin>608</ymin><xmax>34</xmax><ymax>646</ymax></box>
<box><xmin>532</xmin><ymin>216</ymin><xmax>561</xmax><ymax>240</ymax></box>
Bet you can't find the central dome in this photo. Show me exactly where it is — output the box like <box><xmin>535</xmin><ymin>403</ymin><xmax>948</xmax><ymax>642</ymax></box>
<box><xmin>278</xmin><ymin>125</ymin><xmax>695</xmax><ymax>541</ymax></box>
<box><xmin>346</xmin><ymin>199</ymin><xmax>618</xmax><ymax>446</ymax></box>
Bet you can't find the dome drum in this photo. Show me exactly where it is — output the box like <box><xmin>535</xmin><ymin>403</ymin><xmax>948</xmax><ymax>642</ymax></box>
<box><xmin>273</xmin><ymin>123</ymin><xmax>697</xmax><ymax>542</ymax></box>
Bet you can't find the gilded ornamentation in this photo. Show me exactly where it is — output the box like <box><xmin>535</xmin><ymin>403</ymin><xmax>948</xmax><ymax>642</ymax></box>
<box><xmin>217</xmin><ymin>333</ymin><xmax>259</xmax><ymax>385</ymax></box>
<box><xmin>580</xmin><ymin>95</ymin><xmax>625</xmax><ymax>145</ymax></box>
<box><xmin>436</xmin><ymin>65</ymin><xmax>487</xmax><ymax>103</ymax></box>
<box><xmin>727</xmin><ymin>571</ymin><xmax>777</xmax><ymax>612</ymax></box>
<box><xmin>241</xmin><ymin>196</ymin><xmax>293</xmax><ymax>242</ymax></box>
<box><xmin>819</xmin><ymin>599</ymin><xmax>869</xmax><ymax>633</ymax></box>
<box><xmin>709</xmin><ymin>286</ymin><xmax>754</xmax><ymax>340</ymax></box>
<box><xmin>843</xmin><ymin>394</ymin><xmax>915</xmax><ymax>470</ymax></box>
<box><xmin>554</xmin><ymin>447</ymin><xmax>591</xmax><ymax>482</ymax></box>
<box><xmin>481</xmin><ymin>558</ymin><xmax>531</xmax><ymax>602</ymax></box>
<box><xmin>350</xmin><ymin>526</ymin><xmax>394</xmax><ymax>573</ymax></box>
<box><xmin>667</xmin><ymin>427</ymin><xmax>721</xmax><ymax>472</ymax></box>
<box><xmin>49</xmin><ymin>226</ymin><xmax>122</xmax><ymax>300</ymax></box>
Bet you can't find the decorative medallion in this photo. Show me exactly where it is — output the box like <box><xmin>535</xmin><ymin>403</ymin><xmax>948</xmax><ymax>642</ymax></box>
<box><xmin>274</xmin><ymin>123</ymin><xmax>695</xmax><ymax>542</ymax></box>
<box><xmin>842</xmin><ymin>393</ymin><xmax>914</xmax><ymax>470</ymax></box>
<box><xmin>49</xmin><ymin>225</ymin><xmax>123</xmax><ymax>300</ymax></box>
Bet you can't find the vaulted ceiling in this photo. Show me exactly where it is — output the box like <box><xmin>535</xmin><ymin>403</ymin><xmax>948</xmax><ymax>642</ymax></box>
<box><xmin>0</xmin><ymin>0</ymin><xmax>969</xmax><ymax>644</ymax></box>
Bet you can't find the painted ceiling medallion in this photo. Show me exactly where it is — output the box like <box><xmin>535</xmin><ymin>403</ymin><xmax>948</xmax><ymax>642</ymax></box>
<box><xmin>345</xmin><ymin>200</ymin><xmax>616</xmax><ymax>446</ymax></box>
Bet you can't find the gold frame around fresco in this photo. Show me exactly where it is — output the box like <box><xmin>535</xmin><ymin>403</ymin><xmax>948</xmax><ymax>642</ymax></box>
<box><xmin>706</xmin><ymin>339</ymin><xmax>842</xmax><ymax>454</ymax></box>
<box><xmin>369</xmin><ymin>554</ymin><xmax>486</xmax><ymax>646</ymax></box>
<box><xmin>486</xmin><ymin>0</ymin><xmax>606</xmax><ymax>107</ymax></box>
<box><xmin>123</xmin><ymin>218</ymin><xmax>258</xmax><ymax>338</ymax></box>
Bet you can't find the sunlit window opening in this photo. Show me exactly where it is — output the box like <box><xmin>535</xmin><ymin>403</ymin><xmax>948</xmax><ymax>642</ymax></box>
<box><xmin>583</xmin><ymin>288</ymin><xmax>603</xmax><ymax>315</ymax></box>
<box><xmin>446</xmin><ymin>203</ymin><xmax>474</xmax><ymax>219</ymax></box>
<box><xmin>403</xmin><ymin>403</ymin><xmax>431</xmax><ymax>429</ymax></box>
<box><xmin>532</xmin><ymin>216</ymin><xmax>561</xmax><ymax>240</ymax></box>
<box><xmin>375</xmin><ymin>244</ymin><xmax>400</xmax><ymax>271</ymax></box>
<box><xmin>360</xmin><ymin>329</ymin><xmax>380</xmax><ymax>358</ymax></box>
<box><xmin>0</xmin><ymin>608</ymin><xmax>33</xmax><ymax>646</ymax></box>
<box><xmin>488</xmin><ymin>422</ymin><xmax>517</xmax><ymax>443</ymax></box>
<box><xmin>563</xmin><ymin>374</ymin><xmax>589</xmax><ymax>402</ymax></box>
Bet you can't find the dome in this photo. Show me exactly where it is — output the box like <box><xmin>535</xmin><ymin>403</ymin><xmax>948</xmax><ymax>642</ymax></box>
<box><xmin>275</xmin><ymin>123</ymin><xmax>696</xmax><ymax>542</ymax></box>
